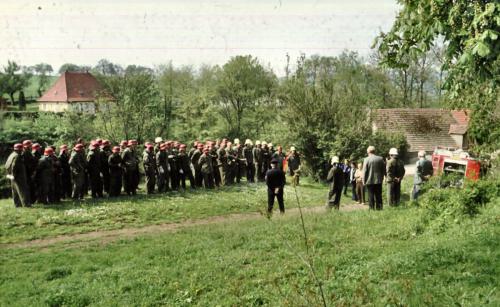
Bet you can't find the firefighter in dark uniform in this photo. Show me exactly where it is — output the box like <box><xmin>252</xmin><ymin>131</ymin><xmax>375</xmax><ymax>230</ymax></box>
<box><xmin>87</xmin><ymin>141</ymin><xmax>103</xmax><ymax>198</ymax></box>
<box><xmin>191</xmin><ymin>143</ymin><xmax>204</xmax><ymax>188</ymax></box>
<box><xmin>36</xmin><ymin>147</ymin><xmax>55</xmax><ymax>204</ymax></box>
<box><xmin>122</xmin><ymin>140</ymin><xmax>139</xmax><ymax>195</ymax></box>
<box><xmin>168</xmin><ymin>142</ymin><xmax>179</xmax><ymax>190</ymax></box>
<box><xmin>178</xmin><ymin>144</ymin><xmax>196</xmax><ymax>189</ymax></box>
<box><xmin>69</xmin><ymin>144</ymin><xmax>87</xmax><ymax>200</ymax></box>
<box><xmin>243</xmin><ymin>139</ymin><xmax>255</xmax><ymax>183</ymax></box>
<box><xmin>100</xmin><ymin>140</ymin><xmax>112</xmax><ymax>195</ymax></box>
<box><xmin>143</xmin><ymin>144</ymin><xmax>157</xmax><ymax>194</ymax></box>
<box><xmin>22</xmin><ymin>140</ymin><xmax>36</xmax><ymax>205</ymax></box>
<box><xmin>59</xmin><ymin>144</ymin><xmax>72</xmax><ymax>199</ymax></box>
<box><xmin>198</xmin><ymin>146</ymin><xmax>214</xmax><ymax>189</ymax></box>
<box><xmin>326</xmin><ymin>156</ymin><xmax>344</xmax><ymax>210</ymax></box>
<box><xmin>156</xmin><ymin>143</ymin><xmax>170</xmax><ymax>192</ymax></box>
<box><xmin>108</xmin><ymin>146</ymin><xmax>123</xmax><ymax>197</ymax></box>
<box><xmin>5</xmin><ymin>143</ymin><xmax>30</xmax><ymax>207</ymax></box>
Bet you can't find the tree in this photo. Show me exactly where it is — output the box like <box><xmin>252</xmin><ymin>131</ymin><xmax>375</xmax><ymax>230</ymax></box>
<box><xmin>3</xmin><ymin>61</ymin><xmax>31</xmax><ymax>105</ymax></box>
<box><xmin>214</xmin><ymin>55</ymin><xmax>276</xmax><ymax>137</ymax></box>
<box><xmin>31</xmin><ymin>63</ymin><xmax>54</xmax><ymax>97</ymax></box>
<box><xmin>280</xmin><ymin>52</ymin><xmax>400</xmax><ymax>179</ymax></box>
<box><xmin>125</xmin><ymin>65</ymin><xmax>153</xmax><ymax>75</ymax></box>
<box><xmin>375</xmin><ymin>1</ymin><xmax>499</xmax><ymax>149</ymax></box>
<box><xmin>95</xmin><ymin>70</ymin><xmax>161</xmax><ymax>143</ymax></box>
<box><xmin>94</xmin><ymin>59</ymin><xmax>123</xmax><ymax>76</ymax></box>
<box><xmin>58</xmin><ymin>63</ymin><xmax>83</xmax><ymax>74</ymax></box>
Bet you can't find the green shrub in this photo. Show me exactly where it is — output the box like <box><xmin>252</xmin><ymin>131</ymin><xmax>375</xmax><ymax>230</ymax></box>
<box><xmin>0</xmin><ymin>165</ymin><xmax>11</xmax><ymax>198</ymax></box>
<box><xmin>417</xmin><ymin>177</ymin><xmax>500</xmax><ymax>233</ymax></box>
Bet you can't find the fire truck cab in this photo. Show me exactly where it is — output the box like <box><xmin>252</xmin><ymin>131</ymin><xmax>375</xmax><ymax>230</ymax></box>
<box><xmin>431</xmin><ymin>147</ymin><xmax>481</xmax><ymax>181</ymax></box>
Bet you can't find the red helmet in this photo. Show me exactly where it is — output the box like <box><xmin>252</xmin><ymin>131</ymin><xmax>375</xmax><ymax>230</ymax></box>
<box><xmin>32</xmin><ymin>143</ymin><xmax>41</xmax><ymax>150</ymax></box>
<box><xmin>128</xmin><ymin>140</ymin><xmax>138</xmax><ymax>146</ymax></box>
<box><xmin>146</xmin><ymin>144</ymin><xmax>154</xmax><ymax>150</ymax></box>
<box><xmin>60</xmin><ymin>144</ymin><xmax>68</xmax><ymax>150</ymax></box>
<box><xmin>112</xmin><ymin>146</ymin><xmax>120</xmax><ymax>153</ymax></box>
<box><xmin>44</xmin><ymin>147</ymin><xmax>54</xmax><ymax>156</ymax></box>
<box><xmin>74</xmin><ymin>144</ymin><xmax>84</xmax><ymax>151</ymax></box>
<box><xmin>160</xmin><ymin>143</ymin><xmax>167</xmax><ymax>150</ymax></box>
<box><xmin>120</xmin><ymin>140</ymin><xmax>128</xmax><ymax>147</ymax></box>
<box><xmin>96</xmin><ymin>138</ymin><xmax>103</xmax><ymax>145</ymax></box>
<box><xmin>180</xmin><ymin>144</ymin><xmax>187</xmax><ymax>149</ymax></box>
<box><xmin>13</xmin><ymin>143</ymin><xmax>23</xmax><ymax>150</ymax></box>
<box><xmin>102</xmin><ymin>140</ymin><xmax>110</xmax><ymax>146</ymax></box>
<box><xmin>145</xmin><ymin>142</ymin><xmax>153</xmax><ymax>148</ymax></box>
<box><xmin>22</xmin><ymin>140</ymin><xmax>32</xmax><ymax>147</ymax></box>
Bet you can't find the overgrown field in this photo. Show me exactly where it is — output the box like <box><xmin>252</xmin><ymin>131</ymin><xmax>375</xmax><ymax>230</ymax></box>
<box><xmin>0</xmin><ymin>179</ymin><xmax>498</xmax><ymax>306</ymax></box>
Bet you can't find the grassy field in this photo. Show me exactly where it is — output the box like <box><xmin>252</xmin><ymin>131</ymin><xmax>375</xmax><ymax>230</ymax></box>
<box><xmin>0</xmin><ymin>177</ymin><xmax>329</xmax><ymax>244</ymax></box>
<box><xmin>0</xmin><ymin>179</ymin><xmax>498</xmax><ymax>306</ymax></box>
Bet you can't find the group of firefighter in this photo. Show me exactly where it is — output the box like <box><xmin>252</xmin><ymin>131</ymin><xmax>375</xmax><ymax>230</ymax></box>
<box><xmin>4</xmin><ymin>137</ymin><xmax>301</xmax><ymax>207</ymax></box>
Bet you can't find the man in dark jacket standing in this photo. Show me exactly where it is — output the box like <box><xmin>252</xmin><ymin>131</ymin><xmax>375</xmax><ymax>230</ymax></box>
<box><xmin>265</xmin><ymin>158</ymin><xmax>286</xmax><ymax>215</ymax></box>
<box><xmin>100</xmin><ymin>140</ymin><xmax>112</xmax><ymax>195</ymax></box>
<box><xmin>5</xmin><ymin>143</ymin><xmax>30</xmax><ymax>207</ymax></box>
<box><xmin>143</xmin><ymin>144</ymin><xmax>157</xmax><ymax>194</ymax></box>
<box><xmin>362</xmin><ymin>146</ymin><xmax>386</xmax><ymax>210</ymax></box>
<box><xmin>326</xmin><ymin>156</ymin><xmax>344</xmax><ymax>210</ymax></box>
<box><xmin>36</xmin><ymin>147</ymin><xmax>55</xmax><ymax>204</ymax></box>
<box><xmin>87</xmin><ymin>141</ymin><xmax>103</xmax><ymax>198</ymax></box>
<box><xmin>108</xmin><ymin>146</ymin><xmax>123</xmax><ymax>197</ymax></box>
<box><xmin>69</xmin><ymin>144</ymin><xmax>87</xmax><ymax>200</ymax></box>
<box><xmin>22</xmin><ymin>140</ymin><xmax>36</xmax><ymax>205</ymax></box>
<box><xmin>59</xmin><ymin>145</ymin><xmax>72</xmax><ymax>199</ymax></box>
<box><xmin>386</xmin><ymin>148</ymin><xmax>406</xmax><ymax>206</ymax></box>
<box><xmin>178</xmin><ymin>144</ymin><xmax>196</xmax><ymax>189</ymax></box>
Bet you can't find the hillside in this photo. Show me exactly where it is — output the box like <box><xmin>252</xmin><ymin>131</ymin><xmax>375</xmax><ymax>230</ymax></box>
<box><xmin>0</xmin><ymin>179</ymin><xmax>498</xmax><ymax>306</ymax></box>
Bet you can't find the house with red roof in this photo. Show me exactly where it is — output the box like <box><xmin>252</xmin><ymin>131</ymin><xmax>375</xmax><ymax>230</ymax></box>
<box><xmin>372</xmin><ymin>108</ymin><xmax>470</xmax><ymax>161</ymax></box>
<box><xmin>37</xmin><ymin>71</ymin><xmax>105</xmax><ymax>113</ymax></box>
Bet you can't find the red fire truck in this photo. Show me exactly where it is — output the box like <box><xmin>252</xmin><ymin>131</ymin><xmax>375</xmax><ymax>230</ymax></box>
<box><xmin>431</xmin><ymin>147</ymin><xmax>481</xmax><ymax>181</ymax></box>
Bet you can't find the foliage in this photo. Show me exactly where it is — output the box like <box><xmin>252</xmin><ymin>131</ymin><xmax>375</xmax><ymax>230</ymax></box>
<box><xmin>1</xmin><ymin>61</ymin><xmax>31</xmax><ymax>105</ymax></box>
<box><xmin>416</xmin><ymin>177</ymin><xmax>499</xmax><ymax>233</ymax></box>
<box><xmin>376</xmin><ymin>0</ymin><xmax>500</xmax><ymax>148</ymax></box>
<box><xmin>95</xmin><ymin>70</ymin><xmax>162</xmax><ymax>143</ymax></box>
<box><xmin>280</xmin><ymin>52</ymin><xmax>402</xmax><ymax>179</ymax></box>
<box><xmin>30</xmin><ymin>63</ymin><xmax>54</xmax><ymax>97</ymax></box>
<box><xmin>93</xmin><ymin>58</ymin><xmax>123</xmax><ymax>76</ymax></box>
<box><xmin>58</xmin><ymin>63</ymin><xmax>89</xmax><ymax>74</ymax></box>
<box><xmin>214</xmin><ymin>55</ymin><xmax>277</xmax><ymax>138</ymax></box>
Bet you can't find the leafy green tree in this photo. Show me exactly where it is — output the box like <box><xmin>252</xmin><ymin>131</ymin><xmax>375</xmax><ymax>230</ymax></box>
<box><xmin>58</xmin><ymin>63</ymin><xmax>82</xmax><ymax>74</ymax></box>
<box><xmin>31</xmin><ymin>63</ymin><xmax>54</xmax><ymax>97</ymax></box>
<box><xmin>375</xmin><ymin>1</ymin><xmax>499</xmax><ymax>149</ymax></box>
<box><xmin>214</xmin><ymin>55</ymin><xmax>277</xmax><ymax>137</ymax></box>
<box><xmin>94</xmin><ymin>59</ymin><xmax>123</xmax><ymax>76</ymax></box>
<box><xmin>2</xmin><ymin>61</ymin><xmax>31</xmax><ymax>105</ymax></box>
<box><xmin>95</xmin><ymin>70</ymin><xmax>161</xmax><ymax>143</ymax></box>
<box><xmin>280</xmin><ymin>52</ymin><xmax>401</xmax><ymax>179</ymax></box>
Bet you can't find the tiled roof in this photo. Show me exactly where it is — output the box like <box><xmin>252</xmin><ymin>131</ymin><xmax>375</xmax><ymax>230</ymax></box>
<box><xmin>449</xmin><ymin>124</ymin><xmax>468</xmax><ymax>135</ymax></box>
<box><xmin>451</xmin><ymin>110</ymin><xmax>470</xmax><ymax>125</ymax></box>
<box><xmin>372</xmin><ymin>108</ymin><xmax>467</xmax><ymax>152</ymax></box>
<box><xmin>38</xmin><ymin>72</ymin><xmax>103</xmax><ymax>103</ymax></box>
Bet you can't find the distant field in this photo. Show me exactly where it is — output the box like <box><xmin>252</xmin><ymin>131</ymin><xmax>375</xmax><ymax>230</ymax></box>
<box><xmin>1</xmin><ymin>75</ymin><xmax>57</xmax><ymax>103</ymax></box>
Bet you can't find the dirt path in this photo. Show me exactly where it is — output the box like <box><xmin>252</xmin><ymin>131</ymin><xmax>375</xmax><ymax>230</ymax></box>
<box><xmin>3</xmin><ymin>203</ymin><xmax>367</xmax><ymax>250</ymax></box>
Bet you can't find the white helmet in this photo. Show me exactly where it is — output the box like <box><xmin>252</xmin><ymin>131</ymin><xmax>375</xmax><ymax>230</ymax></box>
<box><xmin>245</xmin><ymin>139</ymin><xmax>252</xmax><ymax>145</ymax></box>
<box><xmin>261</xmin><ymin>141</ymin><xmax>267</xmax><ymax>146</ymax></box>
<box><xmin>290</xmin><ymin>146</ymin><xmax>296</xmax><ymax>151</ymax></box>
<box><xmin>255</xmin><ymin>140</ymin><xmax>261</xmax><ymax>145</ymax></box>
<box><xmin>154</xmin><ymin>137</ymin><xmax>163</xmax><ymax>143</ymax></box>
<box><xmin>234</xmin><ymin>138</ymin><xmax>240</xmax><ymax>144</ymax></box>
<box><xmin>418</xmin><ymin>150</ymin><xmax>426</xmax><ymax>157</ymax></box>
<box><xmin>389</xmin><ymin>148</ymin><xmax>398</xmax><ymax>155</ymax></box>
<box><xmin>268</xmin><ymin>143</ymin><xmax>273</xmax><ymax>148</ymax></box>
<box><xmin>331</xmin><ymin>156</ymin><xmax>339</xmax><ymax>164</ymax></box>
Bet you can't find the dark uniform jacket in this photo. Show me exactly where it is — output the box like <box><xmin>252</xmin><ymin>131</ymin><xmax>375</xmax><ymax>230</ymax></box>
<box><xmin>87</xmin><ymin>149</ymin><xmax>101</xmax><ymax>176</ymax></box>
<box><xmin>5</xmin><ymin>151</ymin><xmax>27</xmax><ymax>182</ymax></box>
<box><xmin>108</xmin><ymin>153</ymin><xmax>123</xmax><ymax>174</ymax></box>
<box><xmin>287</xmin><ymin>153</ymin><xmax>300</xmax><ymax>171</ymax></box>
<box><xmin>243</xmin><ymin>146</ymin><xmax>253</xmax><ymax>164</ymax></box>
<box><xmin>178</xmin><ymin>152</ymin><xmax>191</xmax><ymax>172</ymax></box>
<box><xmin>143</xmin><ymin>151</ymin><xmax>157</xmax><ymax>174</ymax></box>
<box><xmin>156</xmin><ymin>150</ymin><xmax>169</xmax><ymax>174</ymax></box>
<box><xmin>36</xmin><ymin>155</ymin><xmax>54</xmax><ymax>183</ymax></box>
<box><xmin>265</xmin><ymin>168</ymin><xmax>286</xmax><ymax>189</ymax></box>
<box><xmin>198</xmin><ymin>153</ymin><xmax>213</xmax><ymax>174</ymax></box>
<box><xmin>69</xmin><ymin>151</ymin><xmax>87</xmax><ymax>175</ymax></box>
<box><xmin>327</xmin><ymin>165</ymin><xmax>344</xmax><ymax>190</ymax></box>
<box><xmin>122</xmin><ymin>148</ymin><xmax>139</xmax><ymax>171</ymax></box>
<box><xmin>386</xmin><ymin>157</ymin><xmax>405</xmax><ymax>183</ymax></box>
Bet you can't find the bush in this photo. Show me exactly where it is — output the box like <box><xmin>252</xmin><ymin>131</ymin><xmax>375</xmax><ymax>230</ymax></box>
<box><xmin>0</xmin><ymin>165</ymin><xmax>11</xmax><ymax>198</ymax></box>
<box><xmin>417</xmin><ymin>177</ymin><xmax>499</xmax><ymax>233</ymax></box>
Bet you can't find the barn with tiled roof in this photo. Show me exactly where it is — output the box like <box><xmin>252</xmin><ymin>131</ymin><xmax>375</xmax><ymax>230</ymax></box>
<box><xmin>38</xmin><ymin>71</ymin><xmax>105</xmax><ymax>113</ymax></box>
<box><xmin>372</xmin><ymin>108</ymin><xmax>470</xmax><ymax>160</ymax></box>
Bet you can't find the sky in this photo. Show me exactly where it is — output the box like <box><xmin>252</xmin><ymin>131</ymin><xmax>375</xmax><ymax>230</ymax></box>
<box><xmin>0</xmin><ymin>0</ymin><xmax>399</xmax><ymax>76</ymax></box>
